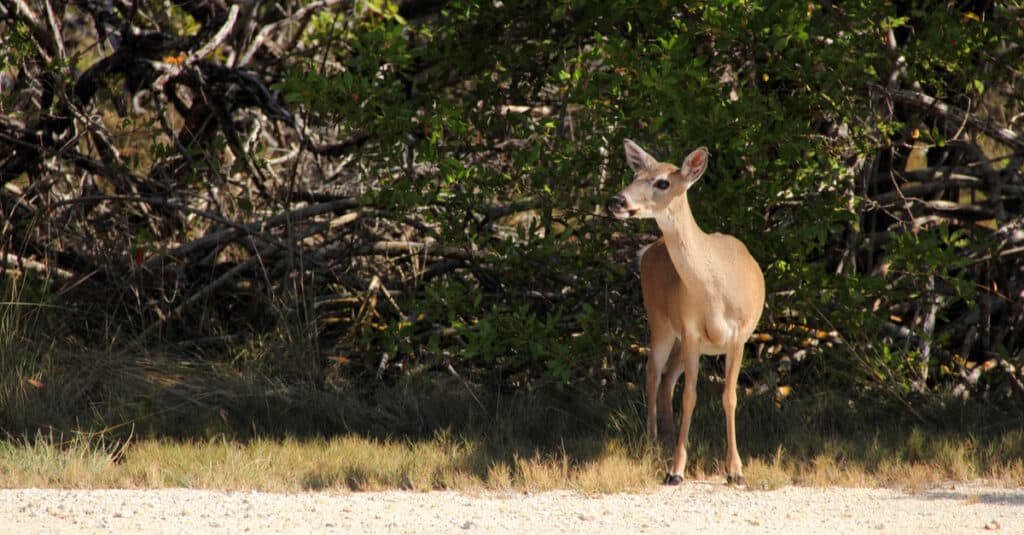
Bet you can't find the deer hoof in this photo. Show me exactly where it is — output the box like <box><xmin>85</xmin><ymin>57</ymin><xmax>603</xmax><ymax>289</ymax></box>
<box><xmin>726</xmin><ymin>475</ymin><xmax>746</xmax><ymax>486</ymax></box>
<box><xmin>663</xmin><ymin>473</ymin><xmax>684</xmax><ymax>486</ymax></box>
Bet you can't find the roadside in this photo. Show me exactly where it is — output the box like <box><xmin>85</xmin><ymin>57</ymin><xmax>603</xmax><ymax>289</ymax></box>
<box><xmin>2</xmin><ymin>481</ymin><xmax>1020</xmax><ymax>534</ymax></box>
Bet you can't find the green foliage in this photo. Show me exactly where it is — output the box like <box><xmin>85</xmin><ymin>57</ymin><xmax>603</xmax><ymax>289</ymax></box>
<box><xmin>2</xmin><ymin>0</ymin><xmax>1021</xmax><ymax>443</ymax></box>
<box><xmin>264</xmin><ymin>0</ymin><xmax>1024</xmax><ymax>399</ymax></box>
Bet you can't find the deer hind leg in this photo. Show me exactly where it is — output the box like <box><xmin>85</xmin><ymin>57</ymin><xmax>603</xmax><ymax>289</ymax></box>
<box><xmin>645</xmin><ymin>331</ymin><xmax>675</xmax><ymax>448</ymax></box>
<box><xmin>722</xmin><ymin>340</ymin><xmax>745</xmax><ymax>485</ymax></box>
<box><xmin>665</xmin><ymin>335</ymin><xmax>700</xmax><ymax>485</ymax></box>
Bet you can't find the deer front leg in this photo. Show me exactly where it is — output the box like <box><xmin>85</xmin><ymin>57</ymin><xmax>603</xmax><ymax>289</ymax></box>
<box><xmin>657</xmin><ymin>342</ymin><xmax>684</xmax><ymax>453</ymax></box>
<box><xmin>665</xmin><ymin>337</ymin><xmax>700</xmax><ymax>485</ymax></box>
<box><xmin>644</xmin><ymin>358</ymin><xmax>661</xmax><ymax>447</ymax></box>
<box><xmin>722</xmin><ymin>340</ymin><xmax>745</xmax><ymax>485</ymax></box>
<box><xmin>645</xmin><ymin>335</ymin><xmax>674</xmax><ymax>447</ymax></box>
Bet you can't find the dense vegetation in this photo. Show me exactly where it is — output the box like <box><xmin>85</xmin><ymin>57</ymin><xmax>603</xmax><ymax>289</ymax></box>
<box><xmin>1</xmin><ymin>0</ymin><xmax>1022</xmax><ymax>440</ymax></box>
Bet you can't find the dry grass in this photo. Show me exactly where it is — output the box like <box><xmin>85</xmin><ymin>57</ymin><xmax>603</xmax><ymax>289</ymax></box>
<box><xmin>1</xmin><ymin>414</ymin><xmax>1021</xmax><ymax>494</ymax></box>
<box><xmin>2</xmin><ymin>289</ymin><xmax>1022</xmax><ymax>494</ymax></box>
<box><xmin>0</xmin><ymin>434</ymin><xmax>662</xmax><ymax>493</ymax></box>
<box><xmin>2</xmin><ymin>382</ymin><xmax>1022</xmax><ymax>494</ymax></box>
<box><xmin>742</xmin><ymin>447</ymin><xmax>792</xmax><ymax>490</ymax></box>
<box><xmin>0</xmin><ymin>434</ymin><xmax>113</xmax><ymax>488</ymax></box>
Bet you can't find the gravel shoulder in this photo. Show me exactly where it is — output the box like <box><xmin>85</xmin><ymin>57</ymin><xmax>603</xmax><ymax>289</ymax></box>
<box><xmin>3</xmin><ymin>482</ymin><xmax>1021</xmax><ymax>534</ymax></box>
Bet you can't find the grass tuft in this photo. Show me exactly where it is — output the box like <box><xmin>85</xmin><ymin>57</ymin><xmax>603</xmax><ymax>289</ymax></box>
<box><xmin>743</xmin><ymin>446</ymin><xmax>792</xmax><ymax>490</ymax></box>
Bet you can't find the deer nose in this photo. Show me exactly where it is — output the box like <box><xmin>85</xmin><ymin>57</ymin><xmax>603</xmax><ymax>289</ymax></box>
<box><xmin>606</xmin><ymin>194</ymin><xmax>626</xmax><ymax>215</ymax></box>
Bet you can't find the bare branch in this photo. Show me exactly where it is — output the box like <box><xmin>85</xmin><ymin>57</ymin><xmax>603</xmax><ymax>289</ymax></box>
<box><xmin>42</xmin><ymin>0</ymin><xmax>66</xmax><ymax>60</ymax></box>
<box><xmin>1</xmin><ymin>251</ymin><xmax>74</xmax><ymax>279</ymax></box>
<box><xmin>236</xmin><ymin>0</ymin><xmax>351</xmax><ymax>67</ymax></box>
<box><xmin>907</xmin><ymin>199</ymin><xmax>994</xmax><ymax>220</ymax></box>
<box><xmin>141</xmin><ymin>198</ymin><xmax>359</xmax><ymax>270</ymax></box>
<box><xmin>354</xmin><ymin>240</ymin><xmax>484</xmax><ymax>261</ymax></box>
<box><xmin>871</xmin><ymin>170</ymin><xmax>1024</xmax><ymax>205</ymax></box>
<box><xmin>882</xmin><ymin>86</ymin><xmax>1024</xmax><ymax>152</ymax></box>
<box><xmin>4</xmin><ymin>0</ymin><xmax>58</xmax><ymax>60</ymax></box>
<box><xmin>152</xmin><ymin>4</ymin><xmax>240</xmax><ymax>92</ymax></box>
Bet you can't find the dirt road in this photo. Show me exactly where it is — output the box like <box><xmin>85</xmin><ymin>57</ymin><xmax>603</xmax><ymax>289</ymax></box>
<box><xmin>2</xmin><ymin>481</ymin><xmax>1021</xmax><ymax>534</ymax></box>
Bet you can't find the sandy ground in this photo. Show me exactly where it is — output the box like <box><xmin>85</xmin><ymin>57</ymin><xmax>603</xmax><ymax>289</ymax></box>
<box><xmin>2</xmin><ymin>482</ymin><xmax>1021</xmax><ymax>534</ymax></box>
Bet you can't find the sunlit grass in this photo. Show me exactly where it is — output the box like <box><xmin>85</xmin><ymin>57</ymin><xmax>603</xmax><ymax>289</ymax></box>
<box><xmin>1</xmin><ymin>411</ymin><xmax>1021</xmax><ymax>493</ymax></box>
<box><xmin>2</xmin><ymin>360</ymin><xmax>1021</xmax><ymax>494</ymax></box>
<box><xmin>0</xmin><ymin>433</ymin><xmax>663</xmax><ymax>493</ymax></box>
<box><xmin>0</xmin><ymin>434</ymin><xmax>114</xmax><ymax>488</ymax></box>
<box><xmin>2</xmin><ymin>288</ymin><xmax>1022</xmax><ymax>494</ymax></box>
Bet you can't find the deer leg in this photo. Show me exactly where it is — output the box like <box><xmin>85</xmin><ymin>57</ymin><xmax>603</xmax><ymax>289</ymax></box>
<box><xmin>722</xmin><ymin>340</ymin><xmax>745</xmax><ymax>485</ymax></box>
<box><xmin>645</xmin><ymin>334</ymin><xmax>674</xmax><ymax>448</ymax></box>
<box><xmin>665</xmin><ymin>336</ymin><xmax>700</xmax><ymax>485</ymax></box>
<box><xmin>657</xmin><ymin>341</ymin><xmax>684</xmax><ymax>453</ymax></box>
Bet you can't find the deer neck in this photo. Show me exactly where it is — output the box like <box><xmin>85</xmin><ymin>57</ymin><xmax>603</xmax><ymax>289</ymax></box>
<box><xmin>655</xmin><ymin>194</ymin><xmax>713</xmax><ymax>285</ymax></box>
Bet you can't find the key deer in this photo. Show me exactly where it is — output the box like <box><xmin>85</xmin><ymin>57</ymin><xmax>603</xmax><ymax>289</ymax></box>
<box><xmin>606</xmin><ymin>140</ymin><xmax>765</xmax><ymax>485</ymax></box>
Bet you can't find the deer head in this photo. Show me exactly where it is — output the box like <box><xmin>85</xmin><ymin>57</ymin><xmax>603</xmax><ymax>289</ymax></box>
<box><xmin>606</xmin><ymin>139</ymin><xmax>709</xmax><ymax>220</ymax></box>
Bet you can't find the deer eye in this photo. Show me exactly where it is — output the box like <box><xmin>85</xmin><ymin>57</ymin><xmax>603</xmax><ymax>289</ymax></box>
<box><xmin>653</xmin><ymin>178</ymin><xmax>671</xmax><ymax>190</ymax></box>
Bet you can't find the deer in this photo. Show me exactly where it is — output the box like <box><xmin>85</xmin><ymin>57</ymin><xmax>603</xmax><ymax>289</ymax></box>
<box><xmin>606</xmin><ymin>140</ymin><xmax>765</xmax><ymax>486</ymax></box>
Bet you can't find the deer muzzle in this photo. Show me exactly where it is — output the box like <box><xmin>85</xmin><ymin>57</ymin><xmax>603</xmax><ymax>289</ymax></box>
<box><xmin>606</xmin><ymin>194</ymin><xmax>634</xmax><ymax>219</ymax></box>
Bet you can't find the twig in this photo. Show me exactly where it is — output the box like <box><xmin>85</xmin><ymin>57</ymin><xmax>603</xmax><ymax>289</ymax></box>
<box><xmin>376</xmin><ymin>352</ymin><xmax>390</xmax><ymax>380</ymax></box>
<box><xmin>108</xmin><ymin>423</ymin><xmax>134</xmax><ymax>464</ymax></box>
<box><xmin>446</xmin><ymin>361</ymin><xmax>486</xmax><ymax>411</ymax></box>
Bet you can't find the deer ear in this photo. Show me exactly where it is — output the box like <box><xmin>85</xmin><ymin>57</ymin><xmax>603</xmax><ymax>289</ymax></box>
<box><xmin>680</xmin><ymin>146</ymin><xmax>709</xmax><ymax>186</ymax></box>
<box><xmin>624</xmin><ymin>139</ymin><xmax>656</xmax><ymax>172</ymax></box>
